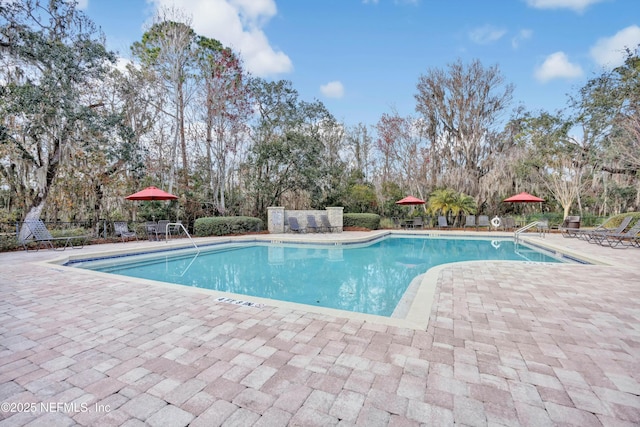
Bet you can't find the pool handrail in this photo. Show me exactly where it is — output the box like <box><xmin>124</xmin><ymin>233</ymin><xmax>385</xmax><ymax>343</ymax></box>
<box><xmin>166</xmin><ymin>222</ymin><xmax>199</xmax><ymax>253</ymax></box>
<box><xmin>514</xmin><ymin>221</ymin><xmax>546</xmax><ymax>242</ymax></box>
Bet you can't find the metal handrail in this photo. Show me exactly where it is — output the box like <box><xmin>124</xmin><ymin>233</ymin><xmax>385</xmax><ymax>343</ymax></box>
<box><xmin>514</xmin><ymin>221</ymin><xmax>546</xmax><ymax>242</ymax></box>
<box><xmin>166</xmin><ymin>222</ymin><xmax>199</xmax><ymax>252</ymax></box>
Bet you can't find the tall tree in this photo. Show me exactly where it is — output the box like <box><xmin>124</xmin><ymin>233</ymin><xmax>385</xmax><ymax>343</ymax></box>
<box><xmin>0</xmin><ymin>0</ymin><xmax>116</xmax><ymax>236</ymax></box>
<box><xmin>245</xmin><ymin>78</ymin><xmax>334</xmax><ymax>215</ymax></box>
<box><xmin>591</xmin><ymin>47</ymin><xmax>640</xmax><ymax>182</ymax></box>
<box><xmin>195</xmin><ymin>36</ymin><xmax>251</xmax><ymax>214</ymax></box>
<box><xmin>87</xmin><ymin>64</ymin><xmax>159</xmax><ymax>224</ymax></box>
<box><xmin>544</xmin><ymin>46</ymin><xmax>640</xmax><ymax>215</ymax></box>
<box><xmin>345</xmin><ymin>123</ymin><xmax>374</xmax><ymax>183</ymax></box>
<box><xmin>518</xmin><ymin>112</ymin><xmax>590</xmax><ymax>218</ymax></box>
<box><xmin>131</xmin><ymin>11</ymin><xmax>196</xmax><ymax>194</ymax></box>
<box><xmin>414</xmin><ymin>59</ymin><xmax>514</xmax><ymax>198</ymax></box>
<box><xmin>375</xmin><ymin>111</ymin><xmax>428</xmax><ymax>200</ymax></box>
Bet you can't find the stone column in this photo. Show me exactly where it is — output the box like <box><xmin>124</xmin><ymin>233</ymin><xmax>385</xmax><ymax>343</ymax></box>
<box><xmin>268</xmin><ymin>207</ymin><xmax>285</xmax><ymax>233</ymax></box>
<box><xmin>326</xmin><ymin>207</ymin><xmax>344</xmax><ymax>232</ymax></box>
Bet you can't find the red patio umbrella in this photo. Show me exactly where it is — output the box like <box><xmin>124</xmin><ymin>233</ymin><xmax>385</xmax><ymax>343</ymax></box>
<box><xmin>395</xmin><ymin>195</ymin><xmax>426</xmax><ymax>205</ymax></box>
<box><xmin>125</xmin><ymin>186</ymin><xmax>178</xmax><ymax>201</ymax></box>
<box><xmin>503</xmin><ymin>192</ymin><xmax>544</xmax><ymax>219</ymax></box>
<box><xmin>503</xmin><ymin>192</ymin><xmax>544</xmax><ymax>203</ymax></box>
<box><xmin>396</xmin><ymin>196</ymin><xmax>426</xmax><ymax>227</ymax></box>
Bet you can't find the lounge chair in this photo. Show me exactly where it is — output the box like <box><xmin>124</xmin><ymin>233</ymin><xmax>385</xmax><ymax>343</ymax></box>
<box><xmin>21</xmin><ymin>219</ymin><xmax>88</xmax><ymax>251</ymax></box>
<box><xmin>559</xmin><ymin>216</ymin><xmax>581</xmax><ymax>238</ymax></box>
<box><xmin>580</xmin><ymin>216</ymin><xmax>632</xmax><ymax>243</ymax></box>
<box><xmin>477</xmin><ymin>215</ymin><xmax>490</xmax><ymax>230</ymax></box>
<box><xmin>412</xmin><ymin>217</ymin><xmax>424</xmax><ymax>229</ymax></box>
<box><xmin>307</xmin><ymin>215</ymin><xmax>323</xmax><ymax>233</ymax></box>
<box><xmin>287</xmin><ymin>217</ymin><xmax>305</xmax><ymax>233</ymax></box>
<box><xmin>594</xmin><ymin>221</ymin><xmax>640</xmax><ymax>248</ymax></box>
<box><xmin>114</xmin><ymin>221</ymin><xmax>138</xmax><ymax>242</ymax></box>
<box><xmin>321</xmin><ymin>215</ymin><xmax>339</xmax><ymax>233</ymax></box>
<box><xmin>501</xmin><ymin>217</ymin><xmax>516</xmax><ymax>231</ymax></box>
<box><xmin>392</xmin><ymin>217</ymin><xmax>402</xmax><ymax>229</ymax></box>
<box><xmin>464</xmin><ymin>215</ymin><xmax>476</xmax><ymax>229</ymax></box>
<box><xmin>437</xmin><ymin>216</ymin><xmax>448</xmax><ymax>229</ymax></box>
<box><xmin>156</xmin><ymin>220</ymin><xmax>170</xmax><ymax>240</ymax></box>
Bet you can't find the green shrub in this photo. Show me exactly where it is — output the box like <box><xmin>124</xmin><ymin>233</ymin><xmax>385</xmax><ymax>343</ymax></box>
<box><xmin>343</xmin><ymin>213</ymin><xmax>380</xmax><ymax>230</ymax></box>
<box><xmin>194</xmin><ymin>216</ymin><xmax>263</xmax><ymax>237</ymax></box>
<box><xmin>527</xmin><ymin>212</ymin><xmax>564</xmax><ymax>228</ymax></box>
<box><xmin>49</xmin><ymin>227</ymin><xmax>88</xmax><ymax>238</ymax></box>
<box><xmin>576</xmin><ymin>213</ymin><xmax>603</xmax><ymax>228</ymax></box>
<box><xmin>0</xmin><ymin>235</ymin><xmax>20</xmax><ymax>252</ymax></box>
<box><xmin>601</xmin><ymin>212</ymin><xmax>640</xmax><ymax>228</ymax></box>
<box><xmin>379</xmin><ymin>217</ymin><xmax>395</xmax><ymax>229</ymax></box>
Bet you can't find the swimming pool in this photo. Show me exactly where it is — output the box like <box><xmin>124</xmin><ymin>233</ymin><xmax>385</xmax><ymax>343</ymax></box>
<box><xmin>70</xmin><ymin>235</ymin><xmax>567</xmax><ymax>317</ymax></box>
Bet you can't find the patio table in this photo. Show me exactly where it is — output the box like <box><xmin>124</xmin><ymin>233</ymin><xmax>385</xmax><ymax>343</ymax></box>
<box><xmin>402</xmin><ymin>219</ymin><xmax>414</xmax><ymax>229</ymax></box>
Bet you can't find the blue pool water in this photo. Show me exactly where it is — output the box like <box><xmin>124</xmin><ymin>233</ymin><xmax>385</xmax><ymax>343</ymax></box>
<box><xmin>72</xmin><ymin>236</ymin><xmax>566</xmax><ymax>317</ymax></box>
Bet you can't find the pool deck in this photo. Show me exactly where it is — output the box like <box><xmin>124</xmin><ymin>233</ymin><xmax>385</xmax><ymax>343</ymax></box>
<box><xmin>0</xmin><ymin>230</ymin><xmax>638</xmax><ymax>426</ymax></box>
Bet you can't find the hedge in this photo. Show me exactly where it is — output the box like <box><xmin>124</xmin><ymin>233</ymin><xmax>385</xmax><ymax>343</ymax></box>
<box><xmin>194</xmin><ymin>216</ymin><xmax>263</xmax><ymax>237</ymax></box>
<box><xmin>343</xmin><ymin>213</ymin><xmax>380</xmax><ymax>230</ymax></box>
<box><xmin>600</xmin><ymin>212</ymin><xmax>640</xmax><ymax>228</ymax></box>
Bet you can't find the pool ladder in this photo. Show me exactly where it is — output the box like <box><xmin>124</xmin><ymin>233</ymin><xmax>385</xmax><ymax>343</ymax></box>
<box><xmin>514</xmin><ymin>221</ymin><xmax>547</xmax><ymax>243</ymax></box>
<box><xmin>166</xmin><ymin>222</ymin><xmax>200</xmax><ymax>253</ymax></box>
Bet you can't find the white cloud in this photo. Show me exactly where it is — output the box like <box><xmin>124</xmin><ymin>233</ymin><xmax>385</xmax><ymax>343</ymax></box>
<box><xmin>320</xmin><ymin>81</ymin><xmax>344</xmax><ymax>99</ymax></box>
<box><xmin>534</xmin><ymin>51</ymin><xmax>583</xmax><ymax>82</ymax></box>
<box><xmin>148</xmin><ymin>0</ymin><xmax>292</xmax><ymax>77</ymax></box>
<box><xmin>469</xmin><ymin>25</ymin><xmax>507</xmax><ymax>45</ymax></box>
<box><xmin>75</xmin><ymin>0</ymin><xmax>89</xmax><ymax>10</ymax></box>
<box><xmin>525</xmin><ymin>0</ymin><xmax>605</xmax><ymax>13</ymax></box>
<box><xmin>114</xmin><ymin>57</ymin><xmax>134</xmax><ymax>72</ymax></box>
<box><xmin>590</xmin><ymin>25</ymin><xmax>640</xmax><ymax>69</ymax></box>
<box><xmin>512</xmin><ymin>29</ymin><xmax>533</xmax><ymax>49</ymax></box>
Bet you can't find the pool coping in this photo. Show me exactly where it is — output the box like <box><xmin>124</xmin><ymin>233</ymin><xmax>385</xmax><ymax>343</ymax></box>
<box><xmin>41</xmin><ymin>230</ymin><xmax>602</xmax><ymax>331</ymax></box>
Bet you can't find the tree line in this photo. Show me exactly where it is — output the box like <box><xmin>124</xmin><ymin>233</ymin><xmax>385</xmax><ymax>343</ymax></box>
<box><xmin>1</xmin><ymin>0</ymin><xmax>638</xmax><ymax>232</ymax></box>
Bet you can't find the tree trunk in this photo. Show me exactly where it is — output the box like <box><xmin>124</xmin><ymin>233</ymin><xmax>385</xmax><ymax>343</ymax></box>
<box><xmin>179</xmin><ymin>81</ymin><xmax>189</xmax><ymax>191</ymax></box>
<box><xmin>19</xmin><ymin>142</ymin><xmax>62</xmax><ymax>241</ymax></box>
<box><xmin>219</xmin><ymin>155</ymin><xmax>226</xmax><ymax>214</ymax></box>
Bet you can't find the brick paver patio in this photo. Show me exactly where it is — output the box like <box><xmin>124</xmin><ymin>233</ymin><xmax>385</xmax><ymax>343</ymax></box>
<box><xmin>0</xmin><ymin>231</ymin><xmax>638</xmax><ymax>426</ymax></box>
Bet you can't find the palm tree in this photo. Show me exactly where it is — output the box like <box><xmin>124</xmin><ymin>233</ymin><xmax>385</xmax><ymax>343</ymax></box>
<box><xmin>427</xmin><ymin>189</ymin><xmax>476</xmax><ymax>226</ymax></box>
<box><xmin>456</xmin><ymin>193</ymin><xmax>477</xmax><ymax>213</ymax></box>
<box><xmin>427</xmin><ymin>188</ymin><xmax>457</xmax><ymax>218</ymax></box>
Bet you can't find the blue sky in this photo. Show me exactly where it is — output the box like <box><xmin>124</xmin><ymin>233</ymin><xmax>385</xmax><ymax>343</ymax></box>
<box><xmin>81</xmin><ymin>0</ymin><xmax>640</xmax><ymax>127</ymax></box>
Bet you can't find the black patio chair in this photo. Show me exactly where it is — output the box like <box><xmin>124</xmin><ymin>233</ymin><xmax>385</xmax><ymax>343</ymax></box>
<box><xmin>114</xmin><ymin>221</ymin><xmax>138</xmax><ymax>242</ymax></box>
<box><xmin>287</xmin><ymin>217</ymin><xmax>306</xmax><ymax>233</ymax></box>
<box><xmin>559</xmin><ymin>216</ymin><xmax>581</xmax><ymax>238</ymax></box>
<box><xmin>307</xmin><ymin>215</ymin><xmax>323</xmax><ymax>233</ymax></box>
<box><xmin>321</xmin><ymin>215</ymin><xmax>339</xmax><ymax>233</ymax></box>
